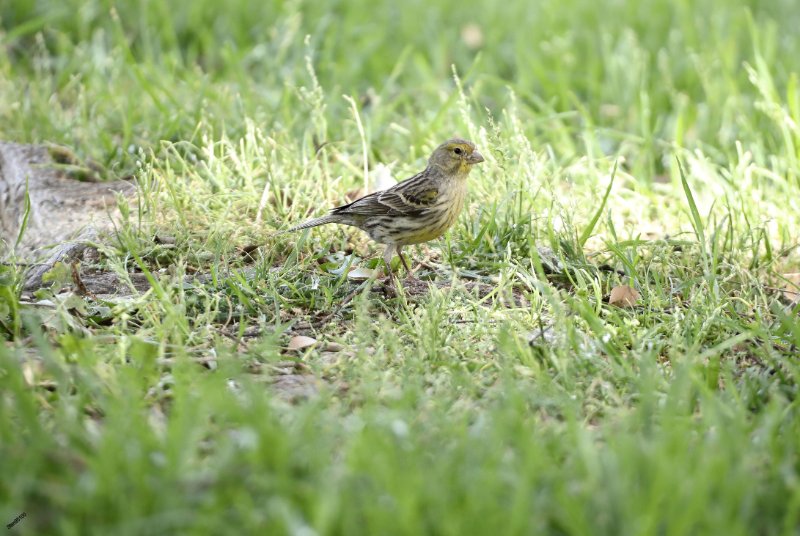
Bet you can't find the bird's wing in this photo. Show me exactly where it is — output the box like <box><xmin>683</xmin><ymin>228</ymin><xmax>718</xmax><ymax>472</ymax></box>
<box><xmin>332</xmin><ymin>171</ymin><xmax>439</xmax><ymax>217</ymax></box>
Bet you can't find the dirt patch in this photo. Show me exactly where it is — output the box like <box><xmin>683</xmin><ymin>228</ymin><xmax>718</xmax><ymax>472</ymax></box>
<box><xmin>369</xmin><ymin>277</ymin><xmax>531</xmax><ymax>307</ymax></box>
<box><xmin>0</xmin><ymin>142</ymin><xmax>137</xmax><ymax>290</ymax></box>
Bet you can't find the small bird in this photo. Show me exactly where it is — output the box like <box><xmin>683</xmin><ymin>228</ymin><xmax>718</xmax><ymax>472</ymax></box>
<box><xmin>288</xmin><ymin>137</ymin><xmax>484</xmax><ymax>280</ymax></box>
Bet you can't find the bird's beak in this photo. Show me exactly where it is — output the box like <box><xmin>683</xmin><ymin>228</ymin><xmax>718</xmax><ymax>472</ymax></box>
<box><xmin>468</xmin><ymin>150</ymin><xmax>485</xmax><ymax>164</ymax></box>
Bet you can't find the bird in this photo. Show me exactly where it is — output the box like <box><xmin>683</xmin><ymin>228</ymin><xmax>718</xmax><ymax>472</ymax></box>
<box><xmin>287</xmin><ymin>137</ymin><xmax>484</xmax><ymax>281</ymax></box>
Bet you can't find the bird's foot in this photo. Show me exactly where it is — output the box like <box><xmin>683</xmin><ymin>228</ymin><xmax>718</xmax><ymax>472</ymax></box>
<box><xmin>380</xmin><ymin>276</ymin><xmax>398</xmax><ymax>297</ymax></box>
<box><xmin>381</xmin><ymin>274</ymin><xmax>404</xmax><ymax>298</ymax></box>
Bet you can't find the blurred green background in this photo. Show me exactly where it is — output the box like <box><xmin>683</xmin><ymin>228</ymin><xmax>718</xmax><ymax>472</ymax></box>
<box><xmin>2</xmin><ymin>0</ymin><xmax>798</xmax><ymax>178</ymax></box>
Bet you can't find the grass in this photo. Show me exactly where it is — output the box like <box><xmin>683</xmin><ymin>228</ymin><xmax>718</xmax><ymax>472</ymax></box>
<box><xmin>2</xmin><ymin>0</ymin><xmax>800</xmax><ymax>534</ymax></box>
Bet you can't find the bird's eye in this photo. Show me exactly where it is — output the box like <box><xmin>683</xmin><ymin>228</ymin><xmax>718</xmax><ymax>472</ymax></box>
<box><xmin>453</xmin><ymin>147</ymin><xmax>463</xmax><ymax>155</ymax></box>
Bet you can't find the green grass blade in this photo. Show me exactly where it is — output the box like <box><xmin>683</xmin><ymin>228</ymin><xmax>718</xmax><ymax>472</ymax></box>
<box><xmin>12</xmin><ymin>179</ymin><xmax>32</xmax><ymax>254</ymax></box>
<box><xmin>676</xmin><ymin>157</ymin><xmax>708</xmax><ymax>259</ymax></box>
<box><xmin>578</xmin><ymin>159</ymin><xmax>617</xmax><ymax>248</ymax></box>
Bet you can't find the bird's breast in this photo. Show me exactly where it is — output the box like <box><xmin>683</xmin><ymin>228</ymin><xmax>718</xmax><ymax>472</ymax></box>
<box><xmin>394</xmin><ymin>180</ymin><xmax>468</xmax><ymax>245</ymax></box>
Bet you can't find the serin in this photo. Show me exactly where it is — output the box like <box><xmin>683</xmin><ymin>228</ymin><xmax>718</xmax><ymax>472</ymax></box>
<box><xmin>289</xmin><ymin>138</ymin><xmax>484</xmax><ymax>279</ymax></box>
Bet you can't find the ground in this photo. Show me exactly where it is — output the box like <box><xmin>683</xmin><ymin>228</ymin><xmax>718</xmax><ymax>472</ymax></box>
<box><xmin>1</xmin><ymin>0</ymin><xmax>799</xmax><ymax>534</ymax></box>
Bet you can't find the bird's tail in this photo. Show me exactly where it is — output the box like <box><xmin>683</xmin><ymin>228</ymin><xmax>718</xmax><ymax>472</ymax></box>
<box><xmin>286</xmin><ymin>214</ymin><xmax>340</xmax><ymax>233</ymax></box>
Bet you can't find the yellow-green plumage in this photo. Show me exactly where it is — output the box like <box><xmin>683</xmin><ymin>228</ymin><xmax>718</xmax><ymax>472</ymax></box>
<box><xmin>288</xmin><ymin>137</ymin><xmax>484</xmax><ymax>278</ymax></box>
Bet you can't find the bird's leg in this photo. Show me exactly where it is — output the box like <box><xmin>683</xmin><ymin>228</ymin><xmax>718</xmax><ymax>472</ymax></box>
<box><xmin>396</xmin><ymin>245</ymin><xmax>415</xmax><ymax>280</ymax></box>
<box><xmin>381</xmin><ymin>244</ymin><xmax>397</xmax><ymax>291</ymax></box>
<box><xmin>382</xmin><ymin>244</ymin><xmax>395</xmax><ymax>276</ymax></box>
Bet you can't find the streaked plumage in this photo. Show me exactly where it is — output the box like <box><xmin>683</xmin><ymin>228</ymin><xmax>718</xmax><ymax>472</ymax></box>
<box><xmin>288</xmin><ymin>137</ymin><xmax>484</xmax><ymax>279</ymax></box>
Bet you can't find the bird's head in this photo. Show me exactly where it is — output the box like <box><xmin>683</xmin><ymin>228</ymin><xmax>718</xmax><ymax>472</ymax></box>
<box><xmin>428</xmin><ymin>138</ymin><xmax>484</xmax><ymax>176</ymax></box>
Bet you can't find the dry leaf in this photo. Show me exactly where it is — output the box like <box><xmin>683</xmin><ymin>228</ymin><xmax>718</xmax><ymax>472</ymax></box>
<box><xmin>154</xmin><ymin>234</ymin><xmax>177</xmax><ymax>245</ymax></box>
<box><xmin>324</xmin><ymin>342</ymin><xmax>344</xmax><ymax>352</ymax></box>
<box><xmin>287</xmin><ymin>335</ymin><xmax>318</xmax><ymax>351</ymax></box>
<box><xmin>22</xmin><ymin>362</ymin><xmax>38</xmax><ymax>386</ymax></box>
<box><xmin>609</xmin><ymin>285</ymin><xmax>640</xmax><ymax>308</ymax></box>
<box><xmin>347</xmin><ymin>267</ymin><xmax>380</xmax><ymax>281</ymax></box>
